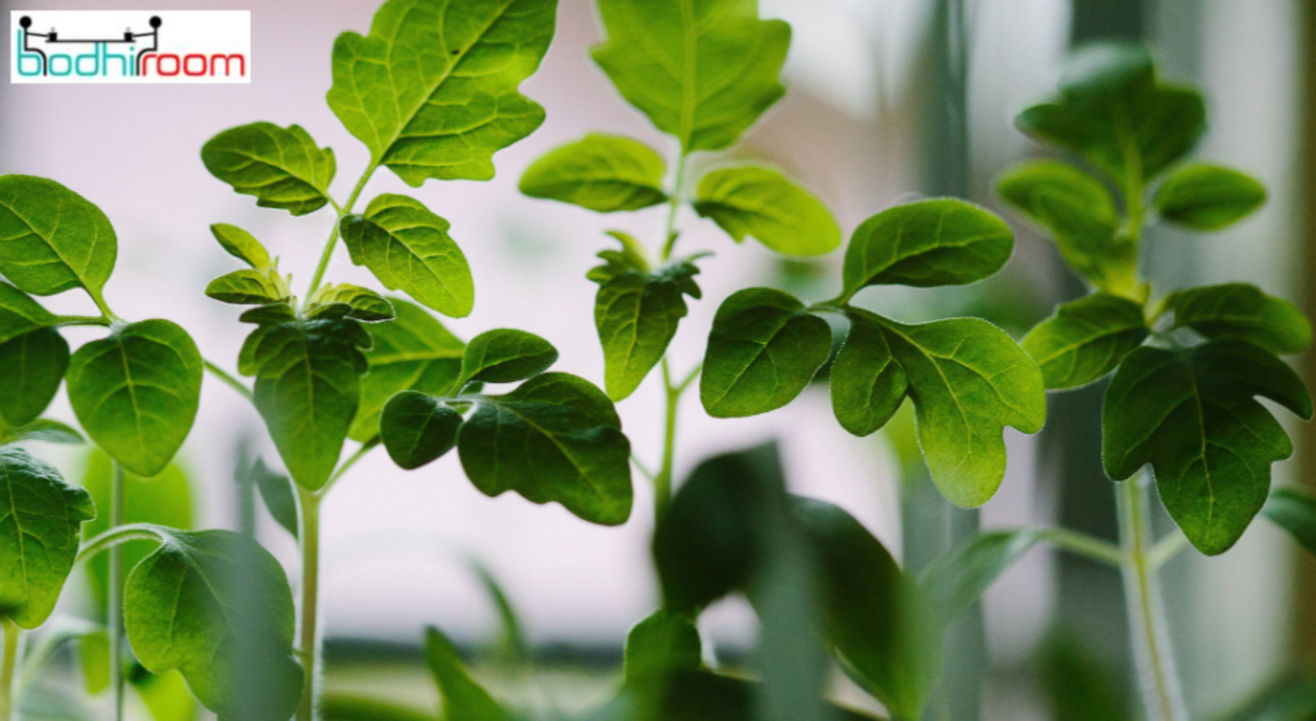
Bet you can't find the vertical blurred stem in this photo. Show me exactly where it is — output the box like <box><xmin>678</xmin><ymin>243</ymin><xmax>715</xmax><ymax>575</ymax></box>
<box><xmin>1117</xmin><ymin>472</ymin><xmax>1186</xmax><ymax>721</ymax></box>
<box><xmin>0</xmin><ymin>619</ymin><xmax>18</xmax><ymax>721</ymax></box>
<box><xmin>109</xmin><ymin>461</ymin><xmax>126</xmax><ymax>721</ymax></box>
<box><xmin>296</xmin><ymin>486</ymin><xmax>323</xmax><ymax>721</ymax></box>
<box><xmin>654</xmin><ymin>359</ymin><xmax>679</xmax><ymax>521</ymax></box>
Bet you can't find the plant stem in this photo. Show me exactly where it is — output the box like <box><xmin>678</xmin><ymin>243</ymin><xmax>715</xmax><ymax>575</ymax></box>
<box><xmin>660</xmin><ymin>152</ymin><xmax>689</xmax><ymax>262</ymax></box>
<box><xmin>54</xmin><ymin>314</ymin><xmax>112</xmax><ymax>328</ymax></box>
<box><xmin>76</xmin><ymin>524</ymin><xmax>162</xmax><ymax>564</ymax></box>
<box><xmin>654</xmin><ymin>359</ymin><xmax>681</xmax><ymax>521</ymax></box>
<box><xmin>1117</xmin><ymin>473</ymin><xmax>1187</xmax><ymax>721</ymax></box>
<box><xmin>295</xmin><ymin>485</ymin><xmax>323</xmax><ymax>721</ymax></box>
<box><xmin>0</xmin><ymin>619</ymin><xmax>18</xmax><ymax>721</ymax></box>
<box><xmin>108</xmin><ymin>461</ymin><xmax>126</xmax><ymax>721</ymax></box>
<box><xmin>306</xmin><ymin>164</ymin><xmax>378</xmax><ymax>301</ymax></box>
<box><xmin>1036</xmin><ymin>527</ymin><xmax>1126</xmax><ymax>567</ymax></box>
<box><xmin>203</xmin><ymin>359</ymin><xmax>253</xmax><ymax>402</ymax></box>
<box><xmin>314</xmin><ymin>439</ymin><xmax>379</xmax><ymax>499</ymax></box>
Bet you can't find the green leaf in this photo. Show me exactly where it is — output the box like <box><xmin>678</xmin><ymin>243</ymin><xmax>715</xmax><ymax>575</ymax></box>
<box><xmin>381</xmin><ymin>391</ymin><xmax>462</xmax><ymax>470</ymax></box>
<box><xmin>830</xmin><ymin>310</ymin><xmax>908</xmax><ymax>436</ymax></box>
<box><xmin>458</xmin><ymin>373</ymin><xmax>632</xmax><ymax>525</ymax></box>
<box><xmin>1039</xmin><ymin>632</ymin><xmax>1134</xmax><ymax>721</ymax></box>
<box><xmin>699</xmin><ymin>288</ymin><xmax>831</xmax><ymax>418</ymax></box>
<box><xmin>0</xmin><ymin>281</ymin><xmax>58</xmax><ymax>345</ymax></box>
<box><xmin>459</xmin><ymin>328</ymin><xmax>558</xmax><ymax>385</ymax></box>
<box><xmin>841</xmin><ymin>199</ymin><xmax>1014</xmax><ymax>296</ymax></box>
<box><xmin>308</xmin><ymin>283</ymin><xmax>396</xmax><ymax>322</ymax></box>
<box><xmin>625</xmin><ymin>610</ymin><xmax>702</xmax><ymax>683</ymax></box>
<box><xmin>423</xmin><ymin>626</ymin><xmax>510</xmax><ymax>721</ymax></box>
<box><xmin>692</xmin><ymin>167</ymin><xmax>841</xmax><ymax>256</ymax></box>
<box><xmin>350</xmin><ymin>299</ymin><xmax>464</xmax><ymax>442</ymax></box>
<box><xmin>0</xmin><ymin>419</ymin><xmax>84</xmax><ymax>446</ymax></box>
<box><xmin>1022</xmin><ymin>293</ymin><xmax>1149</xmax><ymax>390</ymax></box>
<box><xmin>327</xmin><ymin>0</ymin><xmax>556</xmax><ymax>185</ymax></box>
<box><xmin>592</xmin><ymin>0</ymin><xmax>790</xmax><ymax>152</ymax></box>
<box><xmin>0</xmin><ymin>448</ymin><xmax>94</xmax><ymax>628</ymax></box>
<box><xmin>322</xmin><ymin>694</ymin><xmax>438</xmax><ymax>721</ymax></box>
<box><xmin>340</xmin><ymin>194</ymin><xmax>474</xmax><ymax>317</ymax></box>
<box><xmin>0</xmin><ymin>175</ymin><xmax>117</xmax><ymax>298</ymax></box>
<box><xmin>1153</xmin><ymin>163</ymin><xmax>1267</xmax><ymax>231</ymax></box>
<box><xmin>201</xmin><ymin>122</ymin><xmax>336</xmax><ymax>216</ymax></box>
<box><xmin>210</xmin><ymin>223</ymin><xmax>273</xmax><ymax>271</ymax></box>
<box><xmin>1263</xmin><ymin>487</ymin><xmax>1316</xmax><ymax>556</ymax></box>
<box><xmin>131</xmin><ymin>670</ymin><xmax>199</xmax><ymax>721</ymax></box>
<box><xmin>1164</xmin><ymin>283</ymin><xmax>1312</xmax><ymax>356</ymax></box>
<box><xmin>520</xmin><ymin>133</ymin><xmax>667</xmax><ymax>212</ymax></box>
<box><xmin>66</xmin><ymin>320</ymin><xmax>203</xmax><ymax>477</ymax></box>
<box><xmin>245</xmin><ymin>459</ymin><xmax>298</xmax><ymax>540</ymax></box>
<box><xmin>205</xmin><ymin>269</ymin><xmax>290</xmax><ymax>306</ymax></box>
<box><xmin>125</xmin><ymin>527</ymin><xmax>303</xmax><ymax>721</ymax></box>
<box><xmin>1104</xmin><ymin>340</ymin><xmax>1313</xmax><ymax>554</ymax></box>
<box><xmin>918</xmin><ymin>529</ymin><xmax>1041</xmax><ymax>627</ymax></box>
<box><xmin>0</xmin><ymin>328</ymin><xmax>70</xmax><ymax>427</ymax></box>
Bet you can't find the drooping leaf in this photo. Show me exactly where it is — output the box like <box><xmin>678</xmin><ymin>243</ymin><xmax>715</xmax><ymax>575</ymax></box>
<box><xmin>66</xmin><ymin>320</ymin><xmax>203</xmax><ymax>477</ymax></box>
<box><xmin>700</xmin><ymin>288</ymin><xmax>831</xmax><ymax>418</ymax></box>
<box><xmin>0</xmin><ymin>281</ymin><xmax>57</xmax><ymax>345</ymax></box>
<box><xmin>918</xmin><ymin>529</ymin><xmax>1042</xmax><ymax>627</ymax></box>
<box><xmin>458</xmin><ymin>373</ymin><xmax>632</xmax><ymax>525</ymax></box>
<box><xmin>0</xmin><ymin>328</ymin><xmax>69</xmax><ymax>427</ymax></box>
<box><xmin>830</xmin><ymin>310</ymin><xmax>908</xmax><ymax>436</ymax></box>
<box><xmin>210</xmin><ymin>223</ymin><xmax>273</xmax><ymax>271</ymax></box>
<box><xmin>459</xmin><ymin>328</ymin><xmax>558</xmax><ymax>386</ymax></box>
<box><xmin>1164</xmin><ymin>283</ymin><xmax>1312</xmax><ymax>356</ymax></box>
<box><xmin>1022</xmin><ymin>293</ymin><xmax>1149</xmax><ymax>390</ymax></box>
<box><xmin>244</xmin><ymin>459</ymin><xmax>298</xmax><ymax>539</ymax></box>
<box><xmin>520</xmin><ymin>133</ymin><xmax>667</xmax><ymax>212</ymax></box>
<box><xmin>327</xmin><ymin>0</ymin><xmax>556</xmax><ymax>185</ymax></box>
<box><xmin>0</xmin><ymin>448</ymin><xmax>94</xmax><ymax>628</ymax></box>
<box><xmin>1104</xmin><ymin>340</ymin><xmax>1313</xmax><ymax>554</ymax></box>
<box><xmin>1153</xmin><ymin>163</ymin><xmax>1266</xmax><ymax>231</ymax></box>
<box><xmin>592</xmin><ymin>0</ymin><xmax>790</xmax><ymax>152</ymax></box>
<box><xmin>1263</xmin><ymin>487</ymin><xmax>1316</xmax><ymax>556</ymax></box>
<box><xmin>381</xmin><ymin>391</ymin><xmax>462</xmax><ymax>470</ymax></box>
<box><xmin>0</xmin><ymin>419</ymin><xmax>84</xmax><ymax>446</ymax></box>
<box><xmin>307</xmin><ymin>283</ymin><xmax>396</xmax><ymax>322</ymax></box>
<box><xmin>201</xmin><ymin>122</ymin><xmax>336</xmax><ymax>216</ymax></box>
<box><xmin>0</xmin><ymin>175</ymin><xmax>116</xmax><ymax>298</ymax></box>
<box><xmin>423</xmin><ymin>626</ymin><xmax>510</xmax><ymax>721</ymax></box>
<box><xmin>340</xmin><ymin>194</ymin><xmax>474</xmax><ymax>317</ymax></box>
<box><xmin>692</xmin><ymin>167</ymin><xmax>841</xmax><ymax>256</ymax></box>
<box><xmin>205</xmin><ymin>269</ymin><xmax>290</xmax><ymax>306</ymax></box>
<box><xmin>841</xmin><ymin>199</ymin><xmax>1014</xmax><ymax>297</ymax></box>
<box><xmin>625</xmin><ymin>610</ymin><xmax>702</xmax><ymax>683</ymax></box>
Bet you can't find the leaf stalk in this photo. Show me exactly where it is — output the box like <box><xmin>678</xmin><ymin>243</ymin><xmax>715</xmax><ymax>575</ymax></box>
<box><xmin>108</xmin><ymin>461</ymin><xmax>126</xmax><ymax>721</ymax></box>
<box><xmin>203</xmin><ymin>359</ymin><xmax>253</xmax><ymax>402</ymax></box>
<box><xmin>0</xmin><ymin>618</ymin><xmax>18</xmax><ymax>721</ymax></box>
<box><xmin>295</xmin><ymin>485</ymin><xmax>324</xmax><ymax>721</ymax></box>
<box><xmin>306</xmin><ymin>163</ymin><xmax>378</xmax><ymax>302</ymax></box>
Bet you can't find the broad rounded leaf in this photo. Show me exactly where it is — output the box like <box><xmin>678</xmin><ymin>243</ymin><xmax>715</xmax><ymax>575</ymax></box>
<box><xmin>1153</xmin><ymin>163</ymin><xmax>1266</xmax><ymax>231</ymax></box>
<box><xmin>1263</xmin><ymin>487</ymin><xmax>1316</xmax><ymax>556</ymax></box>
<box><xmin>520</xmin><ymin>133</ymin><xmax>667</xmax><ymax>212</ymax></box>
<box><xmin>67</xmin><ymin>320</ymin><xmax>203</xmax><ymax>477</ymax></box>
<box><xmin>327</xmin><ymin>0</ymin><xmax>556</xmax><ymax>185</ymax></box>
<box><xmin>0</xmin><ymin>448</ymin><xmax>94</xmax><ymax>628</ymax></box>
<box><xmin>692</xmin><ymin>167</ymin><xmax>841</xmax><ymax>256</ymax></box>
<box><xmin>381</xmin><ymin>391</ymin><xmax>461</xmax><ymax>470</ymax></box>
<box><xmin>205</xmin><ymin>269</ymin><xmax>289</xmax><ymax>306</ymax></box>
<box><xmin>201</xmin><ymin>122</ymin><xmax>336</xmax><ymax>216</ymax></box>
<box><xmin>0</xmin><ymin>175</ymin><xmax>116</xmax><ymax>298</ymax></box>
<box><xmin>424</xmin><ymin>626</ymin><xmax>510</xmax><ymax>721</ymax></box>
<box><xmin>210</xmin><ymin>223</ymin><xmax>272</xmax><ymax>271</ymax></box>
<box><xmin>830</xmin><ymin>310</ymin><xmax>908</xmax><ymax>436</ymax></box>
<box><xmin>460</xmin><ymin>328</ymin><xmax>558</xmax><ymax>385</ymax></box>
<box><xmin>308</xmin><ymin>283</ymin><xmax>396</xmax><ymax>322</ymax></box>
<box><xmin>0</xmin><ymin>328</ymin><xmax>69</xmax><ymax>427</ymax></box>
<box><xmin>624</xmin><ymin>610</ymin><xmax>702</xmax><ymax>683</ymax></box>
<box><xmin>1165</xmin><ymin>283</ymin><xmax>1311</xmax><ymax>356</ymax></box>
<box><xmin>841</xmin><ymin>199</ymin><xmax>1014</xmax><ymax>296</ymax></box>
<box><xmin>1022</xmin><ymin>293</ymin><xmax>1149</xmax><ymax>390</ymax></box>
<box><xmin>340</xmin><ymin>194</ymin><xmax>474</xmax><ymax>317</ymax></box>
<box><xmin>0</xmin><ymin>282</ymin><xmax>57</xmax><ymax>345</ymax></box>
<box><xmin>700</xmin><ymin>288</ymin><xmax>831</xmax><ymax>418</ymax></box>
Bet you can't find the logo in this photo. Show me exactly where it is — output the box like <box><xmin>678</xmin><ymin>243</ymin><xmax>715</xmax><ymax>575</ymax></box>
<box><xmin>11</xmin><ymin>11</ymin><xmax>250</xmax><ymax>84</ymax></box>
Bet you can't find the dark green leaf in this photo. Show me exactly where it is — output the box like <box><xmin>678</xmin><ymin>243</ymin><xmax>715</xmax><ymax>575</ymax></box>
<box><xmin>459</xmin><ymin>328</ymin><xmax>558</xmax><ymax>385</ymax></box>
<box><xmin>0</xmin><ymin>448</ymin><xmax>94</xmax><ymax>628</ymax></box>
<box><xmin>1213</xmin><ymin>675</ymin><xmax>1316</xmax><ymax>721</ymax></box>
<box><xmin>0</xmin><ymin>419</ymin><xmax>84</xmax><ymax>446</ymax></box>
<box><xmin>204</xmin><ymin>269</ymin><xmax>290</xmax><ymax>306</ymax></box>
<box><xmin>201</xmin><ymin>122</ymin><xmax>336</xmax><ymax>216</ymax></box>
<box><xmin>322</xmin><ymin>694</ymin><xmax>438</xmax><ymax>721</ymax></box>
<box><xmin>1164</xmin><ymin>283</ymin><xmax>1312</xmax><ymax>355</ymax></box>
<box><xmin>246</xmin><ymin>459</ymin><xmax>298</xmax><ymax>539</ymax></box>
<box><xmin>918</xmin><ymin>529</ymin><xmax>1041</xmax><ymax>627</ymax></box>
<box><xmin>381</xmin><ymin>391</ymin><xmax>462</xmax><ymax>470</ymax></box>
<box><xmin>830</xmin><ymin>310</ymin><xmax>908</xmax><ymax>436</ymax></box>
<box><xmin>1022</xmin><ymin>293</ymin><xmax>1149</xmax><ymax>390</ymax></box>
<box><xmin>1104</xmin><ymin>340</ymin><xmax>1313</xmax><ymax>554</ymax></box>
<box><xmin>625</xmin><ymin>610</ymin><xmax>702</xmax><ymax>683</ymax></box>
<box><xmin>520</xmin><ymin>133</ymin><xmax>667</xmax><ymax>212</ymax></box>
<box><xmin>1040</xmin><ymin>632</ymin><xmax>1133</xmax><ymax>721</ymax></box>
<box><xmin>699</xmin><ymin>288</ymin><xmax>831</xmax><ymax>418</ymax></box>
<box><xmin>1263</xmin><ymin>487</ymin><xmax>1316</xmax><ymax>556</ymax></box>
<box><xmin>327</xmin><ymin>0</ymin><xmax>556</xmax><ymax>185</ymax></box>
<box><xmin>423</xmin><ymin>626</ymin><xmax>510</xmax><ymax>721</ymax></box>
<box><xmin>692</xmin><ymin>167</ymin><xmax>841</xmax><ymax>256</ymax></box>
<box><xmin>0</xmin><ymin>175</ymin><xmax>116</xmax><ymax>299</ymax></box>
<box><xmin>210</xmin><ymin>223</ymin><xmax>272</xmax><ymax>271</ymax></box>
<box><xmin>340</xmin><ymin>194</ymin><xmax>474</xmax><ymax>317</ymax></box>
<box><xmin>0</xmin><ymin>281</ymin><xmax>57</xmax><ymax>345</ymax></box>
<box><xmin>308</xmin><ymin>283</ymin><xmax>396</xmax><ymax>322</ymax></box>
<box><xmin>458</xmin><ymin>373</ymin><xmax>632</xmax><ymax>525</ymax></box>
<box><xmin>239</xmin><ymin>303</ymin><xmax>297</xmax><ymax>327</ymax></box>
<box><xmin>66</xmin><ymin>320</ymin><xmax>203</xmax><ymax>477</ymax></box>
<box><xmin>0</xmin><ymin>328</ymin><xmax>69</xmax><ymax>427</ymax></box>
<box><xmin>1153</xmin><ymin>163</ymin><xmax>1266</xmax><ymax>231</ymax></box>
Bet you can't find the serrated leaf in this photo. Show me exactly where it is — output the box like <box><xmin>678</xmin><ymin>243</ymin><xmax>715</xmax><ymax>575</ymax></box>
<box><xmin>918</xmin><ymin>529</ymin><xmax>1042</xmax><ymax>627</ymax></box>
<box><xmin>423</xmin><ymin>626</ymin><xmax>510</xmax><ymax>721</ymax></box>
<box><xmin>830</xmin><ymin>310</ymin><xmax>908</xmax><ymax>436</ymax></box>
<box><xmin>308</xmin><ymin>284</ymin><xmax>396</xmax><ymax>322</ymax></box>
<box><xmin>458</xmin><ymin>372</ymin><xmax>632</xmax><ymax>525</ymax></box>
<box><xmin>340</xmin><ymin>194</ymin><xmax>474</xmax><ymax>317</ymax></box>
<box><xmin>201</xmin><ymin>122</ymin><xmax>336</xmax><ymax>216</ymax></box>
<box><xmin>0</xmin><ymin>419</ymin><xmax>84</xmax><ymax>446</ymax></box>
<box><xmin>327</xmin><ymin>0</ymin><xmax>556</xmax><ymax>185</ymax></box>
<box><xmin>459</xmin><ymin>328</ymin><xmax>557</xmax><ymax>386</ymax></box>
<box><xmin>0</xmin><ymin>328</ymin><xmax>69</xmax><ymax>427</ymax></box>
<box><xmin>592</xmin><ymin>0</ymin><xmax>789</xmax><ymax>152</ymax></box>
<box><xmin>66</xmin><ymin>320</ymin><xmax>203</xmax><ymax>477</ymax></box>
<box><xmin>593</xmin><ymin>254</ymin><xmax>701</xmax><ymax>401</ymax></box>
<box><xmin>245</xmin><ymin>459</ymin><xmax>298</xmax><ymax>540</ymax></box>
<box><xmin>0</xmin><ymin>175</ymin><xmax>116</xmax><ymax>298</ymax></box>
<box><xmin>520</xmin><ymin>133</ymin><xmax>667</xmax><ymax>212</ymax></box>
<box><xmin>1153</xmin><ymin>163</ymin><xmax>1266</xmax><ymax>231</ymax></box>
<box><xmin>0</xmin><ymin>281</ymin><xmax>57</xmax><ymax>345</ymax></box>
<box><xmin>692</xmin><ymin>167</ymin><xmax>840</xmax><ymax>256</ymax></box>
<box><xmin>841</xmin><ymin>199</ymin><xmax>1014</xmax><ymax>297</ymax></box>
<box><xmin>1104</xmin><ymin>340</ymin><xmax>1313</xmax><ymax>554</ymax></box>
<box><xmin>205</xmin><ymin>269</ymin><xmax>289</xmax><ymax>306</ymax></box>
<box><xmin>1263</xmin><ymin>487</ymin><xmax>1316</xmax><ymax>556</ymax></box>
<box><xmin>1022</xmin><ymin>293</ymin><xmax>1149</xmax><ymax>390</ymax></box>
<box><xmin>625</xmin><ymin>610</ymin><xmax>702</xmax><ymax>683</ymax></box>
<box><xmin>125</xmin><ymin>527</ymin><xmax>303</xmax><ymax>721</ymax></box>
<box><xmin>381</xmin><ymin>391</ymin><xmax>461</xmax><ymax>470</ymax></box>
<box><xmin>210</xmin><ymin>223</ymin><xmax>272</xmax><ymax>271</ymax></box>
<box><xmin>700</xmin><ymin>288</ymin><xmax>831</xmax><ymax>418</ymax></box>
<box><xmin>0</xmin><ymin>448</ymin><xmax>94</xmax><ymax>628</ymax></box>
<box><xmin>1164</xmin><ymin>283</ymin><xmax>1312</xmax><ymax>356</ymax></box>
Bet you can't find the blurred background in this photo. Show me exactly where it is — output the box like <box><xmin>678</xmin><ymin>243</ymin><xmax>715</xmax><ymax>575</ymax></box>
<box><xmin>1</xmin><ymin>0</ymin><xmax>1314</xmax><ymax>719</ymax></box>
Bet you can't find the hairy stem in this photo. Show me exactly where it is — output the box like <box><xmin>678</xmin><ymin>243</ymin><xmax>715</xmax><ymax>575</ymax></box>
<box><xmin>295</xmin><ymin>486</ymin><xmax>323</xmax><ymax>721</ymax></box>
<box><xmin>0</xmin><ymin>619</ymin><xmax>18</xmax><ymax>721</ymax></box>
<box><xmin>306</xmin><ymin>164</ymin><xmax>378</xmax><ymax>301</ymax></box>
<box><xmin>203</xmin><ymin>359</ymin><xmax>253</xmax><ymax>402</ymax></box>
<box><xmin>76</xmin><ymin>524</ymin><xmax>162</xmax><ymax>564</ymax></box>
<box><xmin>108</xmin><ymin>462</ymin><xmax>126</xmax><ymax>721</ymax></box>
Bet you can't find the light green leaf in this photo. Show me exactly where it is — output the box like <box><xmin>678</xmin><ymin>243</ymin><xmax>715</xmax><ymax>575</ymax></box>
<box><xmin>340</xmin><ymin>194</ymin><xmax>474</xmax><ymax>317</ymax></box>
<box><xmin>592</xmin><ymin>0</ymin><xmax>790</xmax><ymax>152</ymax></box>
<box><xmin>625</xmin><ymin>610</ymin><xmax>702</xmax><ymax>683</ymax></box>
<box><xmin>1153</xmin><ymin>163</ymin><xmax>1266</xmax><ymax>231</ymax></box>
<box><xmin>131</xmin><ymin>670</ymin><xmax>199</xmax><ymax>721</ymax></box>
<box><xmin>0</xmin><ymin>448</ymin><xmax>94</xmax><ymax>628</ymax></box>
<box><xmin>700</xmin><ymin>288</ymin><xmax>831</xmax><ymax>418</ymax></box>
<box><xmin>66</xmin><ymin>320</ymin><xmax>203</xmax><ymax>477</ymax></box>
<box><xmin>1263</xmin><ymin>487</ymin><xmax>1316</xmax><ymax>556</ymax></box>
<box><xmin>0</xmin><ymin>419</ymin><xmax>84</xmax><ymax>446</ymax></box>
<box><xmin>0</xmin><ymin>281</ymin><xmax>57</xmax><ymax>345</ymax></box>
<box><xmin>841</xmin><ymin>199</ymin><xmax>1014</xmax><ymax>297</ymax></box>
<box><xmin>459</xmin><ymin>328</ymin><xmax>558</xmax><ymax>386</ymax></box>
<box><xmin>308</xmin><ymin>283</ymin><xmax>396</xmax><ymax>322</ymax></box>
<box><xmin>244</xmin><ymin>459</ymin><xmax>298</xmax><ymax>540</ymax></box>
<box><xmin>381</xmin><ymin>391</ymin><xmax>462</xmax><ymax>470</ymax></box>
<box><xmin>918</xmin><ymin>529</ymin><xmax>1042</xmax><ymax>627</ymax></box>
<box><xmin>210</xmin><ymin>223</ymin><xmax>272</xmax><ymax>271</ymax></box>
<box><xmin>692</xmin><ymin>167</ymin><xmax>841</xmax><ymax>256</ymax></box>
<box><xmin>201</xmin><ymin>122</ymin><xmax>336</xmax><ymax>216</ymax></box>
<box><xmin>0</xmin><ymin>175</ymin><xmax>116</xmax><ymax>298</ymax></box>
<box><xmin>0</xmin><ymin>328</ymin><xmax>69</xmax><ymax>427</ymax></box>
<box><xmin>458</xmin><ymin>373</ymin><xmax>632</xmax><ymax>525</ymax></box>
<box><xmin>1022</xmin><ymin>293</ymin><xmax>1149</xmax><ymax>390</ymax></box>
<box><xmin>125</xmin><ymin>527</ymin><xmax>303</xmax><ymax>721</ymax></box>
<box><xmin>205</xmin><ymin>269</ymin><xmax>290</xmax><ymax>306</ymax></box>
<box><xmin>830</xmin><ymin>310</ymin><xmax>908</xmax><ymax>436</ymax></box>
<box><xmin>1104</xmin><ymin>340</ymin><xmax>1313</xmax><ymax>554</ymax></box>
<box><xmin>327</xmin><ymin>0</ymin><xmax>556</xmax><ymax>185</ymax></box>
<box><xmin>520</xmin><ymin>133</ymin><xmax>667</xmax><ymax>212</ymax></box>
<box><xmin>1164</xmin><ymin>283</ymin><xmax>1312</xmax><ymax>356</ymax></box>
<box><xmin>423</xmin><ymin>626</ymin><xmax>510</xmax><ymax>721</ymax></box>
